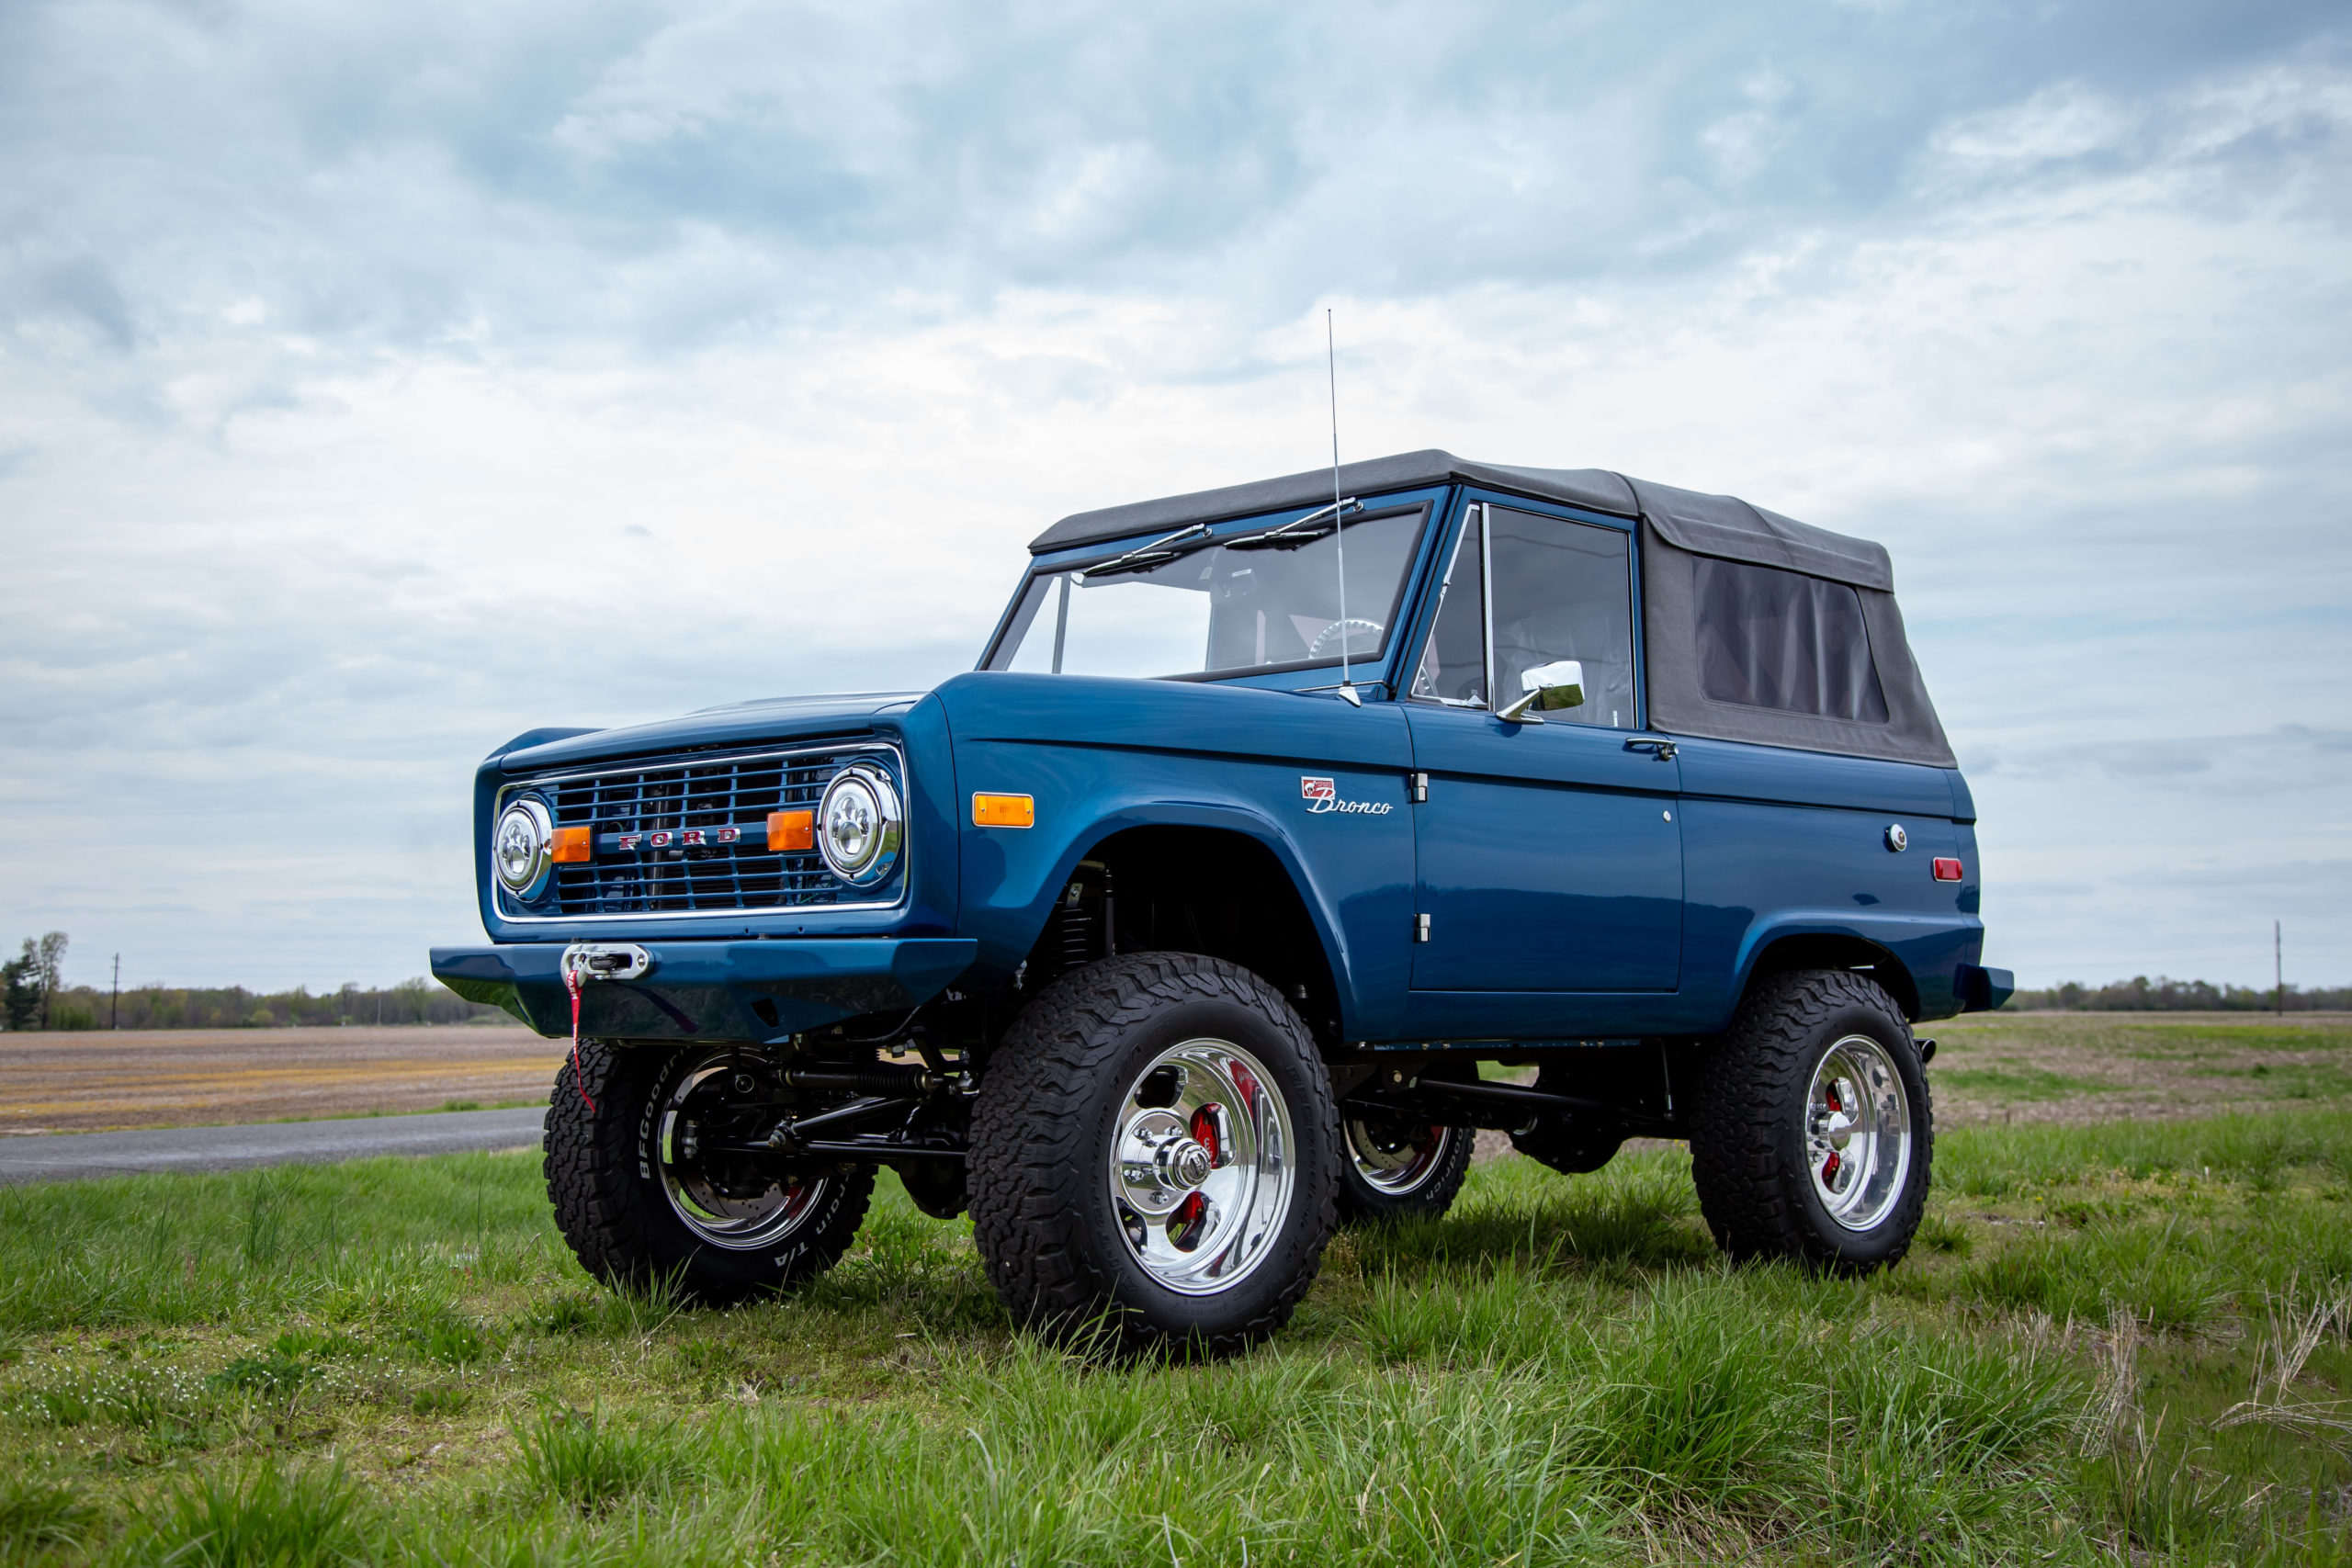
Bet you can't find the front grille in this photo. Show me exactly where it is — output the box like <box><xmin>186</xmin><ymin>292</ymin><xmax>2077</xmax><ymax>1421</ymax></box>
<box><xmin>506</xmin><ymin>746</ymin><xmax>898</xmax><ymax>918</ymax></box>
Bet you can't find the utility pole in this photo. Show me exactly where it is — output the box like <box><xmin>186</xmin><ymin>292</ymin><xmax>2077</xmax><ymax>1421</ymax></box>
<box><xmin>2276</xmin><ymin>920</ymin><xmax>2284</xmax><ymax>1016</ymax></box>
<box><xmin>110</xmin><ymin>953</ymin><xmax>120</xmax><ymax>1030</ymax></box>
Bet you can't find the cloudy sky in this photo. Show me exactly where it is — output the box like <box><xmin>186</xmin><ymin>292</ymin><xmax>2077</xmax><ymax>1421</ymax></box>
<box><xmin>4</xmin><ymin>0</ymin><xmax>2346</xmax><ymax>994</ymax></box>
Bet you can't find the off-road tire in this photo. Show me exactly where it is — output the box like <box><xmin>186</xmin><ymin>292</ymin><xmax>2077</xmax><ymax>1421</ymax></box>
<box><xmin>545</xmin><ymin>1040</ymin><xmax>874</xmax><ymax>1304</ymax></box>
<box><xmin>1335</xmin><ymin>1115</ymin><xmax>1475</xmax><ymax>1223</ymax></box>
<box><xmin>967</xmin><ymin>952</ymin><xmax>1341</xmax><ymax>1358</ymax></box>
<box><xmin>1687</xmin><ymin>969</ymin><xmax>1932</xmax><ymax>1272</ymax></box>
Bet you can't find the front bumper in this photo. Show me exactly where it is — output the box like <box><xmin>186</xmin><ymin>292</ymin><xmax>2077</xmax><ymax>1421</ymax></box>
<box><xmin>428</xmin><ymin>938</ymin><xmax>978</xmax><ymax>1042</ymax></box>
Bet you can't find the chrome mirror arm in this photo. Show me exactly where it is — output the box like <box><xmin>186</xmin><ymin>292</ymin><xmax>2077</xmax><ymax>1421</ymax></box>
<box><xmin>1495</xmin><ymin>687</ymin><xmax>1547</xmax><ymax>724</ymax></box>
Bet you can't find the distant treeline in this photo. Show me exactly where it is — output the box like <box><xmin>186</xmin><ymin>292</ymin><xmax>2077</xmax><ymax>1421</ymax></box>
<box><xmin>2010</xmin><ymin>976</ymin><xmax>2352</xmax><ymax>1012</ymax></box>
<box><xmin>5</xmin><ymin>930</ymin><xmax>516</xmax><ymax>1031</ymax></box>
<box><xmin>23</xmin><ymin>978</ymin><xmax>514</xmax><ymax>1032</ymax></box>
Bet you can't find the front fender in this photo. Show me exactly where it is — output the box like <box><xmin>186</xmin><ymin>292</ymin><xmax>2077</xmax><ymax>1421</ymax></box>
<box><xmin>939</xmin><ymin>674</ymin><xmax>1418</xmax><ymax>1040</ymax></box>
<box><xmin>982</xmin><ymin>792</ymin><xmax>1388</xmax><ymax>1029</ymax></box>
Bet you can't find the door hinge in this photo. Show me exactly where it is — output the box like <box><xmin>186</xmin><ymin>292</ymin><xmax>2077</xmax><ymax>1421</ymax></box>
<box><xmin>1408</xmin><ymin>771</ymin><xmax>1429</xmax><ymax>803</ymax></box>
<box><xmin>1414</xmin><ymin>913</ymin><xmax>1431</xmax><ymax>943</ymax></box>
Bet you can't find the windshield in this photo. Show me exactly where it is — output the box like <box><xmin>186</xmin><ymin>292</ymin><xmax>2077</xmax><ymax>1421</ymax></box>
<box><xmin>985</xmin><ymin>505</ymin><xmax>1428</xmax><ymax>680</ymax></box>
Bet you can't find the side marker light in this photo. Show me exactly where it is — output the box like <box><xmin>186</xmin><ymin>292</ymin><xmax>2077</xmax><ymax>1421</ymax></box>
<box><xmin>972</xmin><ymin>793</ymin><xmax>1035</xmax><ymax>829</ymax></box>
<box><xmin>550</xmin><ymin>827</ymin><xmax>592</xmax><ymax>863</ymax></box>
<box><xmin>767</xmin><ymin>810</ymin><xmax>815</xmax><ymax>852</ymax></box>
<box><xmin>1931</xmin><ymin>857</ymin><xmax>1964</xmax><ymax>882</ymax></box>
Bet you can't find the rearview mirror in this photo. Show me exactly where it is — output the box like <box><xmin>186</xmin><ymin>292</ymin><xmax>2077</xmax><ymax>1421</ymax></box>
<box><xmin>1497</xmin><ymin>660</ymin><xmax>1585</xmax><ymax>723</ymax></box>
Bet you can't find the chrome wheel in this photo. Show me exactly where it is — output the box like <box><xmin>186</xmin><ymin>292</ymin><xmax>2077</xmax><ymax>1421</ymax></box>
<box><xmin>1108</xmin><ymin>1038</ymin><xmax>1295</xmax><ymax>1296</ymax></box>
<box><xmin>1804</xmin><ymin>1033</ymin><xmax>1912</xmax><ymax>1232</ymax></box>
<box><xmin>1344</xmin><ymin>1114</ymin><xmax>1456</xmax><ymax>1197</ymax></box>
<box><xmin>656</xmin><ymin>1052</ymin><xmax>827</xmax><ymax>1252</ymax></box>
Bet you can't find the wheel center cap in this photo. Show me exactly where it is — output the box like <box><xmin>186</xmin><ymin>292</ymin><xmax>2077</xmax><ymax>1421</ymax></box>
<box><xmin>1160</xmin><ymin>1138</ymin><xmax>1213</xmax><ymax>1190</ymax></box>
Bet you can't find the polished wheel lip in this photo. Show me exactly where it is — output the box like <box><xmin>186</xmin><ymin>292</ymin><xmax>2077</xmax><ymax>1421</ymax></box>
<box><xmin>1344</xmin><ymin>1116</ymin><xmax>1453</xmax><ymax>1196</ymax></box>
<box><xmin>654</xmin><ymin>1051</ymin><xmax>825</xmax><ymax>1252</ymax></box>
<box><xmin>1804</xmin><ymin>1032</ymin><xmax>1913</xmax><ymax>1233</ymax></box>
<box><xmin>1108</xmin><ymin>1037</ymin><xmax>1295</xmax><ymax>1297</ymax></box>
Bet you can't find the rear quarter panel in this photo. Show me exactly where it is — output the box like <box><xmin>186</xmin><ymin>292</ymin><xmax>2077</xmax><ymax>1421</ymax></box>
<box><xmin>1675</xmin><ymin>738</ymin><xmax>1983</xmax><ymax>1025</ymax></box>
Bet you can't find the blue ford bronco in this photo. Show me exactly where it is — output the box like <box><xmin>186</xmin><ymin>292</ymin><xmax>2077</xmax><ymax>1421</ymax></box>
<box><xmin>431</xmin><ymin>450</ymin><xmax>2010</xmax><ymax>1355</ymax></box>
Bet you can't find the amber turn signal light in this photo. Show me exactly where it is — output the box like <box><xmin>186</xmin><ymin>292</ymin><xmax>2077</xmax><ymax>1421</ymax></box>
<box><xmin>549</xmin><ymin>826</ymin><xmax>593</xmax><ymax>863</ymax></box>
<box><xmin>767</xmin><ymin>810</ymin><xmax>815</xmax><ymax>852</ymax></box>
<box><xmin>1931</xmin><ymin>857</ymin><xmax>1964</xmax><ymax>882</ymax></box>
<box><xmin>972</xmin><ymin>792</ymin><xmax>1035</xmax><ymax>829</ymax></box>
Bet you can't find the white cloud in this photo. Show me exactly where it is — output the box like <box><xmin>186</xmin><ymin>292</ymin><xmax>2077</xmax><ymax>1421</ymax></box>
<box><xmin>2</xmin><ymin>0</ymin><xmax>2348</xmax><ymax>990</ymax></box>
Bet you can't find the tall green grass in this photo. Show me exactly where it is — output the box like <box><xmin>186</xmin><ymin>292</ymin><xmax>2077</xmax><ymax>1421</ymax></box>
<box><xmin>0</xmin><ymin>1114</ymin><xmax>2346</xmax><ymax>1563</ymax></box>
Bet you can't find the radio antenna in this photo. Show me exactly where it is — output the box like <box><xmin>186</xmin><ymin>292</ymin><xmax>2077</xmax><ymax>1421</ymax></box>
<box><xmin>1327</xmin><ymin>309</ymin><xmax>1361</xmax><ymax>706</ymax></box>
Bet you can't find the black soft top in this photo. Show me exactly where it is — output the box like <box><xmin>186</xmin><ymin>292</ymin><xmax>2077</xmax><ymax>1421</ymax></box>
<box><xmin>1030</xmin><ymin>449</ymin><xmax>1893</xmax><ymax>592</ymax></box>
<box><xmin>1029</xmin><ymin>449</ymin><xmax>1952</xmax><ymax>770</ymax></box>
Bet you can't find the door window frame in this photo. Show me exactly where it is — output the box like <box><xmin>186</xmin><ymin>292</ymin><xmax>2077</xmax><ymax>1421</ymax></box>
<box><xmin>1406</xmin><ymin>489</ymin><xmax>1648</xmax><ymax>732</ymax></box>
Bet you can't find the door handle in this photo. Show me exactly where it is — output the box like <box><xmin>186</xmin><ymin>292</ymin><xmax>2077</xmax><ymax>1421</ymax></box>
<box><xmin>1623</xmin><ymin>739</ymin><xmax>1678</xmax><ymax>761</ymax></box>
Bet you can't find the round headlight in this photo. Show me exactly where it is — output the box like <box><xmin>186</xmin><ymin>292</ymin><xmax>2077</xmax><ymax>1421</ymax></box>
<box><xmin>493</xmin><ymin>797</ymin><xmax>553</xmax><ymax>897</ymax></box>
<box><xmin>817</xmin><ymin>764</ymin><xmax>903</xmax><ymax>886</ymax></box>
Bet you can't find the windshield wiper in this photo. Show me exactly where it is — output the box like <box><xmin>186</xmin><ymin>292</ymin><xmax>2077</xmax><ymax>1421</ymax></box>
<box><xmin>1075</xmin><ymin>496</ymin><xmax>1367</xmax><ymax>581</ymax></box>
<box><xmin>1076</xmin><ymin>523</ymin><xmax>1215</xmax><ymax>581</ymax></box>
<box><xmin>1223</xmin><ymin>497</ymin><xmax>1362</xmax><ymax>552</ymax></box>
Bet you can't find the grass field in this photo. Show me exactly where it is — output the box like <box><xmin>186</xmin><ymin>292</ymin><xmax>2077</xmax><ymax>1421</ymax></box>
<box><xmin>2</xmin><ymin>1084</ymin><xmax>2350</xmax><ymax>1565</ymax></box>
<box><xmin>0</xmin><ymin>1028</ymin><xmax>558</xmax><ymax>1135</ymax></box>
<box><xmin>1924</xmin><ymin>1012</ymin><xmax>2352</xmax><ymax>1126</ymax></box>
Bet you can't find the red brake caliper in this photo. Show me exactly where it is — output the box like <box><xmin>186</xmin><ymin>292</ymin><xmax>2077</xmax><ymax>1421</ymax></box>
<box><xmin>1171</xmin><ymin>1103</ymin><xmax>1224</xmax><ymax>1249</ymax></box>
<box><xmin>564</xmin><ymin>961</ymin><xmax>596</xmax><ymax>1113</ymax></box>
<box><xmin>1819</xmin><ymin>1082</ymin><xmax>1841</xmax><ymax>1185</ymax></box>
<box><xmin>1189</xmin><ymin>1104</ymin><xmax>1223</xmax><ymax>1167</ymax></box>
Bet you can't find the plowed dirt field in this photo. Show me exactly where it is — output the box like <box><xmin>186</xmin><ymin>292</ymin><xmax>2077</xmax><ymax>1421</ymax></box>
<box><xmin>0</xmin><ymin>1026</ymin><xmax>567</xmax><ymax>1134</ymax></box>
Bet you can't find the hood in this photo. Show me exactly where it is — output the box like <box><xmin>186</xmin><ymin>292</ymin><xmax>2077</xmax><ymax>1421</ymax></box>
<box><xmin>495</xmin><ymin>691</ymin><xmax>929</xmax><ymax>773</ymax></box>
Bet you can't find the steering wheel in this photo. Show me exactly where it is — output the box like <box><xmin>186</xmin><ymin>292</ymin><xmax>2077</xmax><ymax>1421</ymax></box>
<box><xmin>1309</xmin><ymin>618</ymin><xmax>1384</xmax><ymax>660</ymax></box>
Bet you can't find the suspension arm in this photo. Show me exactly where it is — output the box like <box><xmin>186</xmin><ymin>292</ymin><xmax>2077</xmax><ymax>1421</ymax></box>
<box><xmin>1344</xmin><ymin>1077</ymin><xmax>1679</xmax><ymax>1136</ymax></box>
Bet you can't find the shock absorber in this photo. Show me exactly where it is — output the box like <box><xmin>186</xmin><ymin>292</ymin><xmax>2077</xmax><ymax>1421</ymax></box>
<box><xmin>784</xmin><ymin>1065</ymin><xmax>943</xmax><ymax>1097</ymax></box>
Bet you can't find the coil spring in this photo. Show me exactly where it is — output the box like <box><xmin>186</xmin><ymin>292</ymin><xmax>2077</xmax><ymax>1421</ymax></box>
<box><xmin>1058</xmin><ymin>906</ymin><xmax>1093</xmax><ymax>971</ymax></box>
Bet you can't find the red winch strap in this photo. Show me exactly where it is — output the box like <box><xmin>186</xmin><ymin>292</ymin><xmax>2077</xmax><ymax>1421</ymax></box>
<box><xmin>565</xmin><ymin>962</ymin><xmax>596</xmax><ymax>1113</ymax></box>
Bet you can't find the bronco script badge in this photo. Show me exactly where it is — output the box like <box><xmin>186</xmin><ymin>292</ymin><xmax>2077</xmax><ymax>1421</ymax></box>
<box><xmin>1301</xmin><ymin>775</ymin><xmax>1394</xmax><ymax>816</ymax></box>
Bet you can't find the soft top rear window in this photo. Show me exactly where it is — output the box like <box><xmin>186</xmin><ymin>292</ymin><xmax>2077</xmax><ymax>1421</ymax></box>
<box><xmin>1693</xmin><ymin>557</ymin><xmax>1889</xmax><ymax>723</ymax></box>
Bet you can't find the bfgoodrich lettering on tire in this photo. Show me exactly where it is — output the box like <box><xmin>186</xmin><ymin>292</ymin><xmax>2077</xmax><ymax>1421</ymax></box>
<box><xmin>1688</xmin><ymin>969</ymin><xmax>1932</xmax><ymax>1272</ymax></box>
<box><xmin>967</xmin><ymin>952</ymin><xmax>1340</xmax><ymax>1358</ymax></box>
<box><xmin>544</xmin><ymin>1041</ymin><xmax>873</xmax><ymax>1304</ymax></box>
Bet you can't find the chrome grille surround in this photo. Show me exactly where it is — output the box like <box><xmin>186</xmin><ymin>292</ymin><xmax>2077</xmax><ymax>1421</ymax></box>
<box><xmin>492</xmin><ymin>742</ymin><xmax>907</xmax><ymax>922</ymax></box>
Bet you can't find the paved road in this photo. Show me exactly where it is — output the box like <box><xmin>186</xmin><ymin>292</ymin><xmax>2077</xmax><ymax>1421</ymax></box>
<box><xmin>0</xmin><ymin>1107</ymin><xmax>546</xmax><ymax>1185</ymax></box>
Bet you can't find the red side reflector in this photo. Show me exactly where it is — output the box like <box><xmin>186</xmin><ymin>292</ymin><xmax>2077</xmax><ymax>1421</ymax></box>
<box><xmin>1932</xmin><ymin>857</ymin><xmax>1964</xmax><ymax>882</ymax></box>
<box><xmin>549</xmin><ymin>827</ymin><xmax>592</xmax><ymax>863</ymax></box>
<box><xmin>767</xmin><ymin>810</ymin><xmax>815</xmax><ymax>852</ymax></box>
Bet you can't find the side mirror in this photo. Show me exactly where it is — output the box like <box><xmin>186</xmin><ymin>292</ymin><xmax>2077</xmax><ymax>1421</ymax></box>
<box><xmin>1497</xmin><ymin>660</ymin><xmax>1585</xmax><ymax>723</ymax></box>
